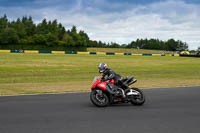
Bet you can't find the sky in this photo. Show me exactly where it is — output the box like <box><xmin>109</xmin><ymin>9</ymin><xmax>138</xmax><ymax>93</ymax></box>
<box><xmin>0</xmin><ymin>0</ymin><xmax>200</xmax><ymax>50</ymax></box>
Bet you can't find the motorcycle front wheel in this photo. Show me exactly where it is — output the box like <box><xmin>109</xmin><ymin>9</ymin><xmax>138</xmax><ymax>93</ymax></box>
<box><xmin>130</xmin><ymin>88</ymin><xmax>145</xmax><ymax>106</ymax></box>
<box><xmin>90</xmin><ymin>89</ymin><xmax>109</xmax><ymax>107</ymax></box>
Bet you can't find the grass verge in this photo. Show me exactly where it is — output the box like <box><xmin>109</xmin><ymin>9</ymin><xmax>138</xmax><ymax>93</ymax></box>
<box><xmin>0</xmin><ymin>53</ymin><xmax>199</xmax><ymax>95</ymax></box>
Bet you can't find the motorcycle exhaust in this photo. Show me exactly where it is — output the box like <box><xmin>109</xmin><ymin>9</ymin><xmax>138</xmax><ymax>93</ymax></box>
<box><xmin>126</xmin><ymin>89</ymin><xmax>140</xmax><ymax>96</ymax></box>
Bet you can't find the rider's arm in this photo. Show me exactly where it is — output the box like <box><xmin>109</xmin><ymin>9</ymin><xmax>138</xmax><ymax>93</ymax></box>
<box><xmin>104</xmin><ymin>70</ymin><xmax>115</xmax><ymax>81</ymax></box>
<box><xmin>101</xmin><ymin>73</ymin><xmax>107</xmax><ymax>81</ymax></box>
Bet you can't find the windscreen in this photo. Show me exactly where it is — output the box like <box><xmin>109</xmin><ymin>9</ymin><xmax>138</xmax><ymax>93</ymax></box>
<box><xmin>93</xmin><ymin>76</ymin><xmax>100</xmax><ymax>83</ymax></box>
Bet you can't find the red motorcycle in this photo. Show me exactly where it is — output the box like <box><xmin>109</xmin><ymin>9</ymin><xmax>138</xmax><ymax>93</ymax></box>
<box><xmin>90</xmin><ymin>76</ymin><xmax>145</xmax><ymax>107</ymax></box>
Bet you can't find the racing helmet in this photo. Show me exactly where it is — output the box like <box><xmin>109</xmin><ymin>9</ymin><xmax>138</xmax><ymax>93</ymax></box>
<box><xmin>98</xmin><ymin>63</ymin><xmax>107</xmax><ymax>73</ymax></box>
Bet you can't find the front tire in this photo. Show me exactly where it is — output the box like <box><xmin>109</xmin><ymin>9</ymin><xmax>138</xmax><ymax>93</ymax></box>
<box><xmin>130</xmin><ymin>88</ymin><xmax>145</xmax><ymax>106</ymax></box>
<box><xmin>90</xmin><ymin>89</ymin><xmax>109</xmax><ymax>107</ymax></box>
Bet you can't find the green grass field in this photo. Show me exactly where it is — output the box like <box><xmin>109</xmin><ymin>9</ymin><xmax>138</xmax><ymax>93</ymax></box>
<box><xmin>0</xmin><ymin>53</ymin><xmax>200</xmax><ymax>95</ymax></box>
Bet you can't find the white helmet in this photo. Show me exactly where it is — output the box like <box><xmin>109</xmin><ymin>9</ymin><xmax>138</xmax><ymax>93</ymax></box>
<box><xmin>98</xmin><ymin>63</ymin><xmax>107</xmax><ymax>73</ymax></box>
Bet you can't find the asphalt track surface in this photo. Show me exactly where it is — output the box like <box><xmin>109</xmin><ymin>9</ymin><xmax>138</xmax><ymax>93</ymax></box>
<box><xmin>0</xmin><ymin>86</ymin><xmax>200</xmax><ymax>133</ymax></box>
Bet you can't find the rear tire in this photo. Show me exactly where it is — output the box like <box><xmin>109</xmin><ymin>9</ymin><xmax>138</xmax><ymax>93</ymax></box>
<box><xmin>130</xmin><ymin>88</ymin><xmax>145</xmax><ymax>106</ymax></box>
<box><xmin>90</xmin><ymin>89</ymin><xmax>109</xmax><ymax>107</ymax></box>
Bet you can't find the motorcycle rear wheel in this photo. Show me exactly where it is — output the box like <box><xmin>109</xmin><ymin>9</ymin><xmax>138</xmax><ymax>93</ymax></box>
<box><xmin>130</xmin><ymin>88</ymin><xmax>145</xmax><ymax>106</ymax></box>
<box><xmin>90</xmin><ymin>89</ymin><xmax>109</xmax><ymax>107</ymax></box>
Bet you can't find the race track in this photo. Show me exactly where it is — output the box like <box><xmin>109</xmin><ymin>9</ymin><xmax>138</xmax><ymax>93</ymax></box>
<box><xmin>0</xmin><ymin>86</ymin><xmax>200</xmax><ymax>133</ymax></box>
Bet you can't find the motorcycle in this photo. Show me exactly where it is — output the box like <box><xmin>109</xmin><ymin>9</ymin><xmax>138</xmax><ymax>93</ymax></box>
<box><xmin>90</xmin><ymin>76</ymin><xmax>145</xmax><ymax>107</ymax></box>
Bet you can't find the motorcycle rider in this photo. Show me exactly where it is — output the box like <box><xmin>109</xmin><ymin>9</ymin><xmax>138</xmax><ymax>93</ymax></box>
<box><xmin>98</xmin><ymin>63</ymin><xmax>122</xmax><ymax>96</ymax></box>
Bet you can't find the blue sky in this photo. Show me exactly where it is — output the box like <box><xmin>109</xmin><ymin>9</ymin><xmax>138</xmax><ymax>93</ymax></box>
<box><xmin>0</xmin><ymin>0</ymin><xmax>200</xmax><ymax>50</ymax></box>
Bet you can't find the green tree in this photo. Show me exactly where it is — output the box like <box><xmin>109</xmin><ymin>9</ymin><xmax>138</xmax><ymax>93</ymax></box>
<box><xmin>58</xmin><ymin>23</ymin><xmax>65</xmax><ymax>40</ymax></box>
<box><xmin>110</xmin><ymin>42</ymin><xmax>120</xmax><ymax>48</ymax></box>
<box><xmin>26</xmin><ymin>16</ymin><xmax>36</xmax><ymax>36</ymax></box>
<box><xmin>12</xmin><ymin>18</ymin><xmax>26</xmax><ymax>39</ymax></box>
<box><xmin>62</xmin><ymin>33</ymin><xmax>75</xmax><ymax>46</ymax></box>
<box><xmin>0</xmin><ymin>28</ymin><xmax>19</xmax><ymax>45</ymax></box>
<box><xmin>197</xmin><ymin>47</ymin><xmax>200</xmax><ymax>55</ymax></box>
<box><xmin>46</xmin><ymin>32</ymin><xmax>57</xmax><ymax>46</ymax></box>
<box><xmin>33</xmin><ymin>34</ymin><xmax>46</xmax><ymax>45</ymax></box>
<box><xmin>166</xmin><ymin>39</ymin><xmax>177</xmax><ymax>51</ymax></box>
<box><xmin>37</xmin><ymin>19</ymin><xmax>48</xmax><ymax>34</ymax></box>
<box><xmin>70</xmin><ymin>26</ymin><xmax>78</xmax><ymax>45</ymax></box>
<box><xmin>0</xmin><ymin>14</ymin><xmax>8</xmax><ymax>32</ymax></box>
<box><xmin>176</xmin><ymin>41</ymin><xmax>188</xmax><ymax>51</ymax></box>
<box><xmin>79</xmin><ymin>30</ymin><xmax>89</xmax><ymax>47</ymax></box>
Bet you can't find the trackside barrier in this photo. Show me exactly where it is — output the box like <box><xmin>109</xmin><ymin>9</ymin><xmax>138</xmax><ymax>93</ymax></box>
<box><xmin>77</xmin><ymin>52</ymin><xmax>90</xmax><ymax>55</ymax></box>
<box><xmin>24</xmin><ymin>50</ymin><xmax>39</xmax><ymax>54</ymax></box>
<box><xmin>96</xmin><ymin>52</ymin><xmax>106</xmax><ymax>55</ymax></box>
<box><xmin>11</xmin><ymin>50</ymin><xmax>24</xmax><ymax>53</ymax></box>
<box><xmin>39</xmin><ymin>50</ymin><xmax>51</xmax><ymax>54</ymax></box>
<box><xmin>0</xmin><ymin>50</ymin><xmax>11</xmax><ymax>53</ymax></box>
<box><xmin>90</xmin><ymin>52</ymin><xmax>96</xmax><ymax>55</ymax></box>
<box><xmin>173</xmin><ymin>54</ymin><xmax>179</xmax><ymax>56</ymax></box>
<box><xmin>143</xmin><ymin>53</ymin><xmax>152</xmax><ymax>56</ymax></box>
<box><xmin>132</xmin><ymin>54</ymin><xmax>142</xmax><ymax>56</ymax></box>
<box><xmin>180</xmin><ymin>54</ymin><xmax>200</xmax><ymax>57</ymax></box>
<box><xmin>52</xmin><ymin>51</ymin><xmax>65</xmax><ymax>54</ymax></box>
<box><xmin>106</xmin><ymin>52</ymin><xmax>115</xmax><ymax>55</ymax></box>
<box><xmin>65</xmin><ymin>51</ymin><xmax>77</xmax><ymax>54</ymax></box>
<box><xmin>115</xmin><ymin>53</ymin><xmax>124</xmax><ymax>55</ymax></box>
<box><xmin>165</xmin><ymin>53</ymin><xmax>172</xmax><ymax>56</ymax></box>
<box><xmin>0</xmin><ymin>49</ymin><xmax>182</xmax><ymax>57</ymax></box>
<box><xmin>124</xmin><ymin>53</ymin><xmax>132</xmax><ymax>55</ymax></box>
<box><xmin>11</xmin><ymin>50</ymin><xmax>18</xmax><ymax>53</ymax></box>
<box><xmin>152</xmin><ymin>54</ymin><xmax>162</xmax><ymax>56</ymax></box>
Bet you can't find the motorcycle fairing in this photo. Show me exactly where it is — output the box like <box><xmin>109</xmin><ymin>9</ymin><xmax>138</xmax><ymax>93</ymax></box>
<box><xmin>91</xmin><ymin>78</ymin><xmax>107</xmax><ymax>91</ymax></box>
<box><xmin>91</xmin><ymin>76</ymin><xmax>116</xmax><ymax>91</ymax></box>
<box><xmin>96</xmin><ymin>82</ymin><xmax>107</xmax><ymax>91</ymax></box>
<box><xmin>91</xmin><ymin>78</ymin><xmax>100</xmax><ymax>89</ymax></box>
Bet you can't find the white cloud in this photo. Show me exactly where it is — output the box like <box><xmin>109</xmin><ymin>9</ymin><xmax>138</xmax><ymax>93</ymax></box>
<box><xmin>0</xmin><ymin>0</ymin><xmax>200</xmax><ymax>50</ymax></box>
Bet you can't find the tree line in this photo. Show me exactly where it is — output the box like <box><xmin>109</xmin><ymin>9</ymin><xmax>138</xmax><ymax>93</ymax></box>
<box><xmin>0</xmin><ymin>15</ymin><xmax>189</xmax><ymax>51</ymax></box>
<box><xmin>126</xmin><ymin>38</ymin><xmax>188</xmax><ymax>51</ymax></box>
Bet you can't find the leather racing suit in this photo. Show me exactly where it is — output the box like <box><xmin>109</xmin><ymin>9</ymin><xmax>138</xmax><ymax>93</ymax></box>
<box><xmin>101</xmin><ymin>68</ymin><xmax>122</xmax><ymax>95</ymax></box>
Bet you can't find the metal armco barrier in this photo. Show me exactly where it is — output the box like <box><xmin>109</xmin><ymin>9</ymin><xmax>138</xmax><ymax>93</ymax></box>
<box><xmin>24</xmin><ymin>50</ymin><xmax>39</xmax><ymax>54</ymax></box>
<box><xmin>0</xmin><ymin>50</ymin><xmax>10</xmax><ymax>53</ymax></box>
<box><xmin>106</xmin><ymin>52</ymin><xmax>115</xmax><ymax>55</ymax></box>
<box><xmin>124</xmin><ymin>53</ymin><xmax>132</xmax><ymax>55</ymax></box>
<box><xmin>52</xmin><ymin>51</ymin><xmax>65</xmax><ymax>54</ymax></box>
<box><xmin>180</xmin><ymin>54</ymin><xmax>200</xmax><ymax>57</ymax></box>
<box><xmin>39</xmin><ymin>51</ymin><xmax>51</xmax><ymax>54</ymax></box>
<box><xmin>65</xmin><ymin>51</ymin><xmax>77</xmax><ymax>54</ymax></box>
<box><xmin>11</xmin><ymin>50</ymin><xmax>24</xmax><ymax>53</ymax></box>
<box><xmin>0</xmin><ymin>49</ymin><xmax>181</xmax><ymax>57</ymax></box>
<box><xmin>143</xmin><ymin>53</ymin><xmax>152</xmax><ymax>56</ymax></box>
<box><xmin>152</xmin><ymin>54</ymin><xmax>162</xmax><ymax>56</ymax></box>
<box><xmin>90</xmin><ymin>52</ymin><xmax>96</xmax><ymax>55</ymax></box>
